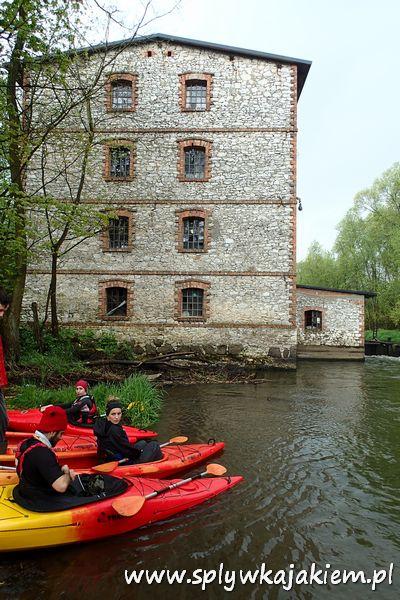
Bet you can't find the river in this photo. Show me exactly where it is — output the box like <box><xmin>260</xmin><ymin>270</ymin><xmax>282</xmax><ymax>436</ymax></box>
<box><xmin>1</xmin><ymin>358</ymin><xmax>399</xmax><ymax>599</ymax></box>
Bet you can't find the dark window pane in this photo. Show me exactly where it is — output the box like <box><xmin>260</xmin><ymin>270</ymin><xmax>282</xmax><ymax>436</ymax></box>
<box><xmin>184</xmin><ymin>147</ymin><xmax>205</xmax><ymax>179</ymax></box>
<box><xmin>182</xmin><ymin>288</ymin><xmax>204</xmax><ymax>317</ymax></box>
<box><xmin>185</xmin><ymin>80</ymin><xmax>207</xmax><ymax>110</ymax></box>
<box><xmin>106</xmin><ymin>287</ymin><xmax>127</xmax><ymax>316</ymax></box>
<box><xmin>183</xmin><ymin>217</ymin><xmax>205</xmax><ymax>250</ymax></box>
<box><xmin>109</xmin><ymin>216</ymin><xmax>129</xmax><ymax>249</ymax></box>
<box><xmin>305</xmin><ymin>310</ymin><xmax>322</xmax><ymax>330</ymax></box>
<box><xmin>110</xmin><ymin>147</ymin><xmax>130</xmax><ymax>178</ymax></box>
<box><xmin>111</xmin><ymin>80</ymin><xmax>132</xmax><ymax>109</ymax></box>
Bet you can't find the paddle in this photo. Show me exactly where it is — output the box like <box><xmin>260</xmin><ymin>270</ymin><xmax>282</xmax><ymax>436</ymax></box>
<box><xmin>0</xmin><ymin>465</ymin><xmax>16</xmax><ymax>471</ymax></box>
<box><xmin>112</xmin><ymin>463</ymin><xmax>227</xmax><ymax>517</ymax></box>
<box><xmin>92</xmin><ymin>435</ymin><xmax>189</xmax><ymax>473</ymax></box>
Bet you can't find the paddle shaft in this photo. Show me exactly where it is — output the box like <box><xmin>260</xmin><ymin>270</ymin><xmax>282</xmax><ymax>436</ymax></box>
<box><xmin>145</xmin><ymin>470</ymin><xmax>208</xmax><ymax>500</ymax></box>
<box><xmin>0</xmin><ymin>466</ymin><xmax>16</xmax><ymax>471</ymax></box>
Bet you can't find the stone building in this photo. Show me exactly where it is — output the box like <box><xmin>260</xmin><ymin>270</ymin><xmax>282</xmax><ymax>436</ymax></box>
<box><xmin>296</xmin><ymin>285</ymin><xmax>375</xmax><ymax>360</ymax></box>
<box><xmin>23</xmin><ymin>34</ymin><xmax>371</xmax><ymax>365</ymax></box>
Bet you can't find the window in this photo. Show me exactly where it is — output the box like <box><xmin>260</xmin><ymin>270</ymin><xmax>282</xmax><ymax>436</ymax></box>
<box><xmin>185</xmin><ymin>80</ymin><xmax>207</xmax><ymax>110</ymax></box>
<box><xmin>177</xmin><ymin>140</ymin><xmax>212</xmax><ymax>182</ymax></box>
<box><xmin>105</xmin><ymin>74</ymin><xmax>136</xmax><ymax>112</ymax></box>
<box><xmin>99</xmin><ymin>281</ymin><xmax>133</xmax><ymax>320</ymax></box>
<box><xmin>101</xmin><ymin>210</ymin><xmax>133</xmax><ymax>252</ymax></box>
<box><xmin>305</xmin><ymin>310</ymin><xmax>322</xmax><ymax>330</ymax></box>
<box><xmin>109</xmin><ymin>216</ymin><xmax>129</xmax><ymax>249</ymax></box>
<box><xmin>183</xmin><ymin>217</ymin><xmax>204</xmax><ymax>250</ymax></box>
<box><xmin>175</xmin><ymin>280</ymin><xmax>210</xmax><ymax>321</ymax></box>
<box><xmin>182</xmin><ymin>288</ymin><xmax>203</xmax><ymax>317</ymax></box>
<box><xmin>180</xmin><ymin>73</ymin><xmax>212</xmax><ymax>112</ymax></box>
<box><xmin>103</xmin><ymin>143</ymin><xmax>134</xmax><ymax>181</ymax></box>
<box><xmin>176</xmin><ymin>209</ymin><xmax>210</xmax><ymax>253</ymax></box>
<box><xmin>111</xmin><ymin>80</ymin><xmax>132</xmax><ymax>110</ymax></box>
<box><xmin>110</xmin><ymin>147</ymin><xmax>130</xmax><ymax>178</ymax></box>
<box><xmin>106</xmin><ymin>287</ymin><xmax>127</xmax><ymax>316</ymax></box>
<box><xmin>185</xmin><ymin>146</ymin><xmax>205</xmax><ymax>179</ymax></box>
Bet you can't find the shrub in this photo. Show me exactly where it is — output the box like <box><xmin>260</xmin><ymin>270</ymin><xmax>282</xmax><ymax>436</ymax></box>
<box><xmin>11</xmin><ymin>375</ymin><xmax>163</xmax><ymax>428</ymax></box>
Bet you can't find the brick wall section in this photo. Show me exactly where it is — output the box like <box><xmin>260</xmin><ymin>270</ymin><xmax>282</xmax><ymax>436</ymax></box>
<box><xmin>296</xmin><ymin>287</ymin><xmax>365</xmax><ymax>347</ymax></box>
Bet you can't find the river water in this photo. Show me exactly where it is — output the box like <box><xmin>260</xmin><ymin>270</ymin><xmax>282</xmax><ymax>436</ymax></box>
<box><xmin>1</xmin><ymin>358</ymin><xmax>399</xmax><ymax>599</ymax></box>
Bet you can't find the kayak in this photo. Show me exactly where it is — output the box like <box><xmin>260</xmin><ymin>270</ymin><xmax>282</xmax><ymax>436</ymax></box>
<box><xmin>0</xmin><ymin>441</ymin><xmax>225</xmax><ymax>485</ymax></box>
<box><xmin>7</xmin><ymin>408</ymin><xmax>157</xmax><ymax>440</ymax></box>
<box><xmin>1</xmin><ymin>433</ymin><xmax>99</xmax><ymax>469</ymax></box>
<box><xmin>0</xmin><ymin>474</ymin><xmax>242</xmax><ymax>551</ymax></box>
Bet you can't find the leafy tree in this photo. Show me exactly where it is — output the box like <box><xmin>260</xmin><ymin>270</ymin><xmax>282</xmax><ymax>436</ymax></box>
<box><xmin>298</xmin><ymin>163</ymin><xmax>400</xmax><ymax>331</ymax></box>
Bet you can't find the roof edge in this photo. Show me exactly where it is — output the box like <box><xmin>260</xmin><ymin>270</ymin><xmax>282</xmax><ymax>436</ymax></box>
<box><xmin>296</xmin><ymin>284</ymin><xmax>376</xmax><ymax>298</ymax></box>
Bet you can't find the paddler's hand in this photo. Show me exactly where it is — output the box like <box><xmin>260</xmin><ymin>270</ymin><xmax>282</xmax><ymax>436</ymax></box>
<box><xmin>40</xmin><ymin>404</ymin><xmax>53</xmax><ymax>412</ymax></box>
<box><xmin>61</xmin><ymin>465</ymin><xmax>76</xmax><ymax>481</ymax></box>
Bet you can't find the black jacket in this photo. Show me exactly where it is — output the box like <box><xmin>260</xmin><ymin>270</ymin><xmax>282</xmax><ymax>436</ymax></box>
<box><xmin>93</xmin><ymin>417</ymin><xmax>140</xmax><ymax>460</ymax></box>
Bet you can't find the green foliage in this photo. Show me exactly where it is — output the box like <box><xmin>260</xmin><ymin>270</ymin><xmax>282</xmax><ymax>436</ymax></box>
<box><xmin>297</xmin><ymin>241</ymin><xmax>341</xmax><ymax>288</ymax></box>
<box><xmin>365</xmin><ymin>330</ymin><xmax>400</xmax><ymax>343</ymax></box>
<box><xmin>11</xmin><ymin>375</ymin><xmax>163</xmax><ymax>428</ymax></box>
<box><xmin>298</xmin><ymin>163</ymin><xmax>400</xmax><ymax>330</ymax></box>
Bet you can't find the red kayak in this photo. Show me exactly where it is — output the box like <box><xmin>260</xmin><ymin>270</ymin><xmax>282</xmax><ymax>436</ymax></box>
<box><xmin>1</xmin><ymin>433</ymin><xmax>99</xmax><ymax>469</ymax></box>
<box><xmin>0</xmin><ymin>441</ymin><xmax>225</xmax><ymax>484</ymax></box>
<box><xmin>0</xmin><ymin>472</ymin><xmax>243</xmax><ymax>551</ymax></box>
<box><xmin>7</xmin><ymin>408</ymin><xmax>157</xmax><ymax>440</ymax></box>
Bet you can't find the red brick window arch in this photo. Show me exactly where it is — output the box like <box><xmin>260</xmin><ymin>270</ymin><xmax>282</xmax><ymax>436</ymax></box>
<box><xmin>105</xmin><ymin>73</ymin><xmax>137</xmax><ymax>112</ymax></box>
<box><xmin>103</xmin><ymin>140</ymin><xmax>135</xmax><ymax>181</ymax></box>
<box><xmin>99</xmin><ymin>280</ymin><xmax>133</xmax><ymax>320</ymax></box>
<box><xmin>175</xmin><ymin>280</ymin><xmax>211</xmax><ymax>321</ymax></box>
<box><xmin>101</xmin><ymin>210</ymin><xmax>134</xmax><ymax>252</ymax></box>
<box><xmin>177</xmin><ymin>139</ymin><xmax>212</xmax><ymax>182</ymax></box>
<box><xmin>179</xmin><ymin>73</ymin><xmax>213</xmax><ymax>111</ymax></box>
<box><xmin>175</xmin><ymin>209</ymin><xmax>211</xmax><ymax>253</ymax></box>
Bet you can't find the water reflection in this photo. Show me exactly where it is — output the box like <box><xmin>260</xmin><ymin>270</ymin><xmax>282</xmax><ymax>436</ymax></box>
<box><xmin>0</xmin><ymin>359</ymin><xmax>399</xmax><ymax>599</ymax></box>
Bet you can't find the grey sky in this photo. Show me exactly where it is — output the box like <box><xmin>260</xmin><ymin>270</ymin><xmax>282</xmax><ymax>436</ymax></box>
<box><xmin>109</xmin><ymin>0</ymin><xmax>400</xmax><ymax>260</ymax></box>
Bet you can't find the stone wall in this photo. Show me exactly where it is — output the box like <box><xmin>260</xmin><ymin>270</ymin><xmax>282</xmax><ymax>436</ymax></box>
<box><xmin>296</xmin><ymin>287</ymin><xmax>365</xmax><ymax>348</ymax></box>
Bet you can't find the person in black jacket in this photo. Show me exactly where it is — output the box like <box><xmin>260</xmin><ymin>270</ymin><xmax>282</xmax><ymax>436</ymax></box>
<box><xmin>58</xmin><ymin>379</ymin><xmax>97</xmax><ymax>425</ymax></box>
<box><xmin>16</xmin><ymin>406</ymin><xmax>77</xmax><ymax>500</ymax></box>
<box><xmin>93</xmin><ymin>399</ymin><xmax>162</xmax><ymax>464</ymax></box>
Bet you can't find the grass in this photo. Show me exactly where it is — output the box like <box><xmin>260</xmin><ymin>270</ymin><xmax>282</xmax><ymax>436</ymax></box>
<box><xmin>365</xmin><ymin>330</ymin><xmax>400</xmax><ymax>343</ymax></box>
<box><xmin>10</xmin><ymin>375</ymin><xmax>163</xmax><ymax>429</ymax></box>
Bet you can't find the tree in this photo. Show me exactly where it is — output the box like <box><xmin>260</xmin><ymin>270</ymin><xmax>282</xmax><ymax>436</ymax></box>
<box><xmin>298</xmin><ymin>163</ymin><xmax>400</xmax><ymax>331</ymax></box>
<box><xmin>297</xmin><ymin>241</ymin><xmax>340</xmax><ymax>288</ymax></box>
<box><xmin>0</xmin><ymin>0</ymin><xmax>178</xmax><ymax>358</ymax></box>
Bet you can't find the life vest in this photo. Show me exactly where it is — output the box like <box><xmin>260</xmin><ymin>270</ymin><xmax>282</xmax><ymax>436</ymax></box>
<box><xmin>15</xmin><ymin>439</ymin><xmax>55</xmax><ymax>476</ymax></box>
<box><xmin>74</xmin><ymin>397</ymin><xmax>98</xmax><ymax>424</ymax></box>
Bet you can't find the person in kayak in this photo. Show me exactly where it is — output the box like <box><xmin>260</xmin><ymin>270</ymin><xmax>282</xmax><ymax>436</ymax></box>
<box><xmin>16</xmin><ymin>406</ymin><xmax>77</xmax><ymax>499</ymax></box>
<box><xmin>0</xmin><ymin>287</ymin><xmax>11</xmax><ymax>454</ymax></box>
<box><xmin>58</xmin><ymin>379</ymin><xmax>97</xmax><ymax>425</ymax></box>
<box><xmin>93</xmin><ymin>399</ymin><xmax>162</xmax><ymax>464</ymax></box>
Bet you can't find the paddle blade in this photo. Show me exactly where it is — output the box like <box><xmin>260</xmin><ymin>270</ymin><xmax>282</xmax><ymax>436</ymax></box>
<box><xmin>170</xmin><ymin>436</ymin><xmax>188</xmax><ymax>444</ymax></box>
<box><xmin>112</xmin><ymin>495</ymin><xmax>145</xmax><ymax>517</ymax></box>
<box><xmin>92</xmin><ymin>461</ymin><xmax>119</xmax><ymax>473</ymax></box>
<box><xmin>206</xmin><ymin>463</ymin><xmax>227</xmax><ymax>476</ymax></box>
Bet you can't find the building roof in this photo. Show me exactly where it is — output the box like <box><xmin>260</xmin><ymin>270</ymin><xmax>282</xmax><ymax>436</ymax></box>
<box><xmin>80</xmin><ymin>33</ymin><xmax>312</xmax><ymax>98</ymax></box>
<box><xmin>297</xmin><ymin>284</ymin><xmax>376</xmax><ymax>298</ymax></box>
